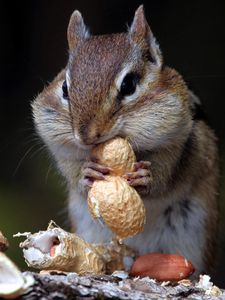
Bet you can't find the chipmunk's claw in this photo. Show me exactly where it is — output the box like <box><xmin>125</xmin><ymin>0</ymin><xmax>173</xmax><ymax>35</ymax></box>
<box><xmin>79</xmin><ymin>160</ymin><xmax>111</xmax><ymax>193</ymax></box>
<box><xmin>123</xmin><ymin>160</ymin><xmax>152</xmax><ymax>195</ymax></box>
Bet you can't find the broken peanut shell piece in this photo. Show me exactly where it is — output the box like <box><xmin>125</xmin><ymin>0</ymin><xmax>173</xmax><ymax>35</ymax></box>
<box><xmin>91</xmin><ymin>137</ymin><xmax>136</xmax><ymax>176</ymax></box>
<box><xmin>94</xmin><ymin>240</ymin><xmax>136</xmax><ymax>274</ymax></box>
<box><xmin>0</xmin><ymin>231</ymin><xmax>9</xmax><ymax>252</ymax></box>
<box><xmin>16</xmin><ymin>221</ymin><xmax>136</xmax><ymax>275</ymax></box>
<box><xmin>0</xmin><ymin>252</ymin><xmax>34</xmax><ymax>299</ymax></box>
<box><xmin>18</xmin><ymin>221</ymin><xmax>105</xmax><ymax>275</ymax></box>
<box><xmin>88</xmin><ymin>176</ymin><xmax>146</xmax><ymax>240</ymax></box>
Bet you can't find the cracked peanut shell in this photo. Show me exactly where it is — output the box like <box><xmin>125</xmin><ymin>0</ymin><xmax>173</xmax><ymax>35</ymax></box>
<box><xmin>17</xmin><ymin>221</ymin><xmax>105</xmax><ymax>275</ymax></box>
<box><xmin>16</xmin><ymin>221</ymin><xmax>136</xmax><ymax>275</ymax></box>
<box><xmin>0</xmin><ymin>252</ymin><xmax>34</xmax><ymax>299</ymax></box>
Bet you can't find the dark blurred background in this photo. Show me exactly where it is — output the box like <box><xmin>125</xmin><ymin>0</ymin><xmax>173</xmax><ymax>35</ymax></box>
<box><xmin>0</xmin><ymin>0</ymin><xmax>225</xmax><ymax>286</ymax></box>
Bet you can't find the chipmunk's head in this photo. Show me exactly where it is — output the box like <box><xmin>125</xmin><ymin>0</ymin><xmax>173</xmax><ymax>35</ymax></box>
<box><xmin>33</xmin><ymin>6</ymin><xmax>192</xmax><ymax>154</ymax></box>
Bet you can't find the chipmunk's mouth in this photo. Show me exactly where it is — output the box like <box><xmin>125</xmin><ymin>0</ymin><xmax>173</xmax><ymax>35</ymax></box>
<box><xmin>72</xmin><ymin>130</ymin><xmax>94</xmax><ymax>149</ymax></box>
<box><xmin>73</xmin><ymin>137</ymin><xmax>109</xmax><ymax>150</ymax></box>
<box><xmin>73</xmin><ymin>130</ymin><xmax>115</xmax><ymax>149</ymax></box>
<box><xmin>73</xmin><ymin>117</ymin><xmax>124</xmax><ymax>149</ymax></box>
<box><xmin>74</xmin><ymin>140</ymin><xmax>94</xmax><ymax>150</ymax></box>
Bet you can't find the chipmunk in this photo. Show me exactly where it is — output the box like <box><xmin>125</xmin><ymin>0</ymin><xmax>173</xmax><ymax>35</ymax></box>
<box><xmin>32</xmin><ymin>6</ymin><xmax>219</xmax><ymax>275</ymax></box>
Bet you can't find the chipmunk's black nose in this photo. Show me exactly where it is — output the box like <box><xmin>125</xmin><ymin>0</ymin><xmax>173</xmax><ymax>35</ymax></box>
<box><xmin>77</xmin><ymin>123</ymin><xmax>102</xmax><ymax>145</ymax></box>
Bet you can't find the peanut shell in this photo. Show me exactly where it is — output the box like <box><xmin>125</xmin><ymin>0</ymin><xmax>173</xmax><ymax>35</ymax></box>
<box><xmin>91</xmin><ymin>137</ymin><xmax>135</xmax><ymax>176</ymax></box>
<box><xmin>88</xmin><ymin>176</ymin><xmax>146</xmax><ymax>240</ymax></box>
<box><xmin>18</xmin><ymin>221</ymin><xmax>105</xmax><ymax>275</ymax></box>
<box><xmin>16</xmin><ymin>221</ymin><xmax>136</xmax><ymax>275</ymax></box>
<box><xmin>0</xmin><ymin>252</ymin><xmax>34</xmax><ymax>299</ymax></box>
<box><xmin>0</xmin><ymin>231</ymin><xmax>9</xmax><ymax>252</ymax></box>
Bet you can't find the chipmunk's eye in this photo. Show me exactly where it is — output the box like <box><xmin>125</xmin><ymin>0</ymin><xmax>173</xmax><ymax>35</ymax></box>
<box><xmin>62</xmin><ymin>80</ymin><xmax>69</xmax><ymax>99</ymax></box>
<box><xmin>120</xmin><ymin>73</ymin><xmax>140</xmax><ymax>97</ymax></box>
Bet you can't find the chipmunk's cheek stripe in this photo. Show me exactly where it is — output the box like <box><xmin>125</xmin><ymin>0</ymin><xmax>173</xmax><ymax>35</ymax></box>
<box><xmin>53</xmin><ymin>84</ymin><xmax>70</xmax><ymax>108</ymax></box>
<box><xmin>66</xmin><ymin>70</ymin><xmax>71</xmax><ymax>88</ymax></box>
<box><xmin>44</xmin><ymin>108</ymin><xmax>57</xmax><ymax>115</ymax></box>
<box><xmin>122</xmin><ymin>85</ymin><xmax>141</xmax><ymax>104</ymax></box>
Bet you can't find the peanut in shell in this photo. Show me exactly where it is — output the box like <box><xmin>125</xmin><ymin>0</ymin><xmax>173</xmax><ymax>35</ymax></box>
<box><xmin>89</xmin><ymin>137</ymin><xmax>146</xmax><ymax>240</ymax></box>
<box><xmin>88</xmin><ymin>176</ymin><xmax>146</xmax><ymax>240</ymax></box>
<box><xmin>91</xmin><ymin>137</ymin><xmax>136</xmax><ymax>176</ymax></box>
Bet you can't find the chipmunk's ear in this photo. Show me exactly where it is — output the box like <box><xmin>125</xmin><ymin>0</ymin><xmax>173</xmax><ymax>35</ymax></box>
<box><xmin>129</xmin><ymin>5</ymin><xmax>162</xmax><ymax>66</ymax></box>
<box><xmin>67</xmin><ymin>10</ymin><xmax>90</xmax><ymax>50</ymax></box>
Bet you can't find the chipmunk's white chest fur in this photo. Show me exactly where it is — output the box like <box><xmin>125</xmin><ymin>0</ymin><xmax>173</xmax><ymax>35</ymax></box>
<box><xmin>69</xmin><ymin>188</ymin><xmax>207</xmax><ymax>273</ymax></box>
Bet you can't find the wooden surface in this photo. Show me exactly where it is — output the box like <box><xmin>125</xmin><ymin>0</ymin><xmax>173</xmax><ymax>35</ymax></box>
<box><xmin>5</xmin><ymin>272</ymin><xmax>223</xmax><ymax>300</ymax></box>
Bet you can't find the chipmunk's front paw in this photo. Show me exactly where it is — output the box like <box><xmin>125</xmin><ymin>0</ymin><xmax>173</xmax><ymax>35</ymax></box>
<box><xmin>78</xmin><ymin>160</ymin><xmax>111</xmax><ymax>193</ymax></box>
<box><xmin>123</xmin><ymin>161</ymin><xmax>152</xmax><ymax>195</ymax></box>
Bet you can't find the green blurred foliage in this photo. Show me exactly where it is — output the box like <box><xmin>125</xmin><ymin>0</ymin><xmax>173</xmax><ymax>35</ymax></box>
<box><xmin>0</xmin><ymin>153</ymin><xmax>67</xmax><ymax>270</ymax></box>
